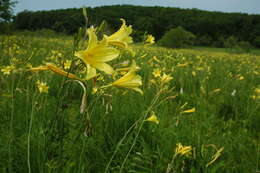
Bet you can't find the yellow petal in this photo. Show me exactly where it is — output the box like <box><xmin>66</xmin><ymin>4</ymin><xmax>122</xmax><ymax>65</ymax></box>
<box><xmin>181</xmin><ymin>107</ymin><xmax>196</xmax><ymax>114</ymax></box>
<box><xmin>145</xmin><ymin>112</ymin><xmax>159</xmax><ymax>124</ymax></box>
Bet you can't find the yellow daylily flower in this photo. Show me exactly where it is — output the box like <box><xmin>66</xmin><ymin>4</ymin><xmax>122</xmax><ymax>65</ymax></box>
<box><xmin>104</xmin><ymin>18</ymin><xmax>133</xmax><ymax>48</ymax></box>
<box><xmin>64</xmin><ymin>60</ymin><xmax>72</xmax><ymax>70</ymax></box>
<box><xmin>46</xmin><ymin>63</ymin><xmax>79</xmax><ymax>80</ymax></box>
<box><xmin>36</xmin><ymin>80</ymin><xmax>49</xmax><ymax>93</ymax></box>
<box><xmin>145</xmin><ymin>111</ymin><xmax>159</xmax><ymax>124</ymax></box>
<box><xmin>160</xmin><ymin>73</ymin><xmax>173</xmax><ymax>84</ymax></box>
<box><xmin>145</xmin><ymin>34</ymin><xmax>155</xmax><ymax>44</ymax></box>
<box><xmin>111</xmin><ymin>61</ymin><xmax>143</xmax><ymax>94</ymax></box>
<box><xmin>175</xmin><ymin>143</ymin><xmax>192</xmax><ymax>157</ymax></box>
<box><xmin>75</xmin><ymin>28</ymin><xmax>119</xmax><ymax>74</ymax></box>
<box><xmin>1</xmin><ymin>65</ymin><xmax>15</xmax><ymax>75</ymax></box>
<box><xmin>181</xmin><ymin>107</ymin><xmax>196</xmax><ymax>114</ymax></box>
<box><xmin>152</xmin><ymin>68</ymin><xmax>161</xmax><ymax>78</ymax></box>
<box><xmin>211</xmin><ymin>88</ymin><xmax>221</xmax><ymax>93</ymax></box>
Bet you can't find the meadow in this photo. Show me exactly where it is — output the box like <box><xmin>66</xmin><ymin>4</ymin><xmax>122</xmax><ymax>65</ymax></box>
<box><xmin>0</xmin><ymin>28</ymin><xmax>260</xmax><ymax>173</ymax></box>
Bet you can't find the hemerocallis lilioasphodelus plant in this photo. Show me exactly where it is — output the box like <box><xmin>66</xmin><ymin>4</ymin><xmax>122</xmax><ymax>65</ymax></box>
<box><xmin>103</xmin><ymin>18</ymin><xmax>133</xmax><ymax>49</ymax></box>
<box><xmin>102</xmin><ymin>60</ymin><xmax>143</xmax><ymax>94</ymax></box>
<box><xmin>74</xmin><ymin>27</ymin><xmax>120</xmax><ymax>76</ymax></box>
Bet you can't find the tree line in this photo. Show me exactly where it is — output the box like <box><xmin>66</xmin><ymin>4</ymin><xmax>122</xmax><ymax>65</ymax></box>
<box><xmin>12</xmin><ymin>5</ymin><xmax>260</xmax><ymax>47</ymax></box>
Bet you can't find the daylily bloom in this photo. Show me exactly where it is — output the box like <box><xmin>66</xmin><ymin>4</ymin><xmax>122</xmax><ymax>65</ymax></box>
<box><xmin>145</xmin><ymin>111</ymin><xmax>159</xmax><ymax>124</ymax></box>
<box><xmin>75</xmin><ymin>28</ymin><xmax>119</xmax><ymax>74</ymax></box>
<box><xmin>145</xmin><ymin>34</ymin><xmax>155</xmax><ymax>44</ymax></box>
<box><xmin>152</xmin><ymin>68</ymin><xmax>161</xmax><ymax>78</ymax></box>
<box><xmin>104</xmin><ymin>19</ymin><xmax>133</xmax><ymax>48</ymax></box>
<box><xmin>111</xmin><ymin>61</ymin><xmax>143</xmax><ymax>94</ymax></box>
<box><xmin>175</xmin><ymin>143</ymin><xmax>192</xmax><ymax>157</ymax></box>
<box><xmin>1</xmin><ymin>65</ymin><xmax>15</xmax><ymax>75</ymax></box>
<box><xmin>160</xmin><ymin>73</ymin><xmax>173</xmax><ymax>84</ymax></box>
<box><xmin>64</xmin><ymin>60</ymin><xmax>72</xmax><ymax>70</ymax></box>
<box><xmin>36</xmin><ymin>80</ymin><xmax>49</xmax><ymax>93</ymax></box>
<box><xmin>181</xmin><ymin>107</ymin><xmax>196</xmax><ymax>114</ymax></box>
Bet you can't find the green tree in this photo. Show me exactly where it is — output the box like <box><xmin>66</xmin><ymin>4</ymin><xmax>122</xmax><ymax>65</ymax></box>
<box><xmin>0</xmin><ymin>0</ymin><xmax>16</xmax><ymax>22</ymax></box>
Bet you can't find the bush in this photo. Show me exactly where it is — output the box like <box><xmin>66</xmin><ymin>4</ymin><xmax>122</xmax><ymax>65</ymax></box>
<box><xmin>237</xmin><ymin>41</ymin><xmax>253</xmax><ymax>52</ymax></box>
<box><xmin>253</xmin><ymin>36</ymin><xmax>260</xmax><ymax>48</ymax></box>
<box><xmin>158</xmin><ymin>26</ymin><xmax>196</xmax><ymax>48</ymax></box>
<box><xmin>223</xmin><ymin>36</ymin><xmax>238</xmax><ymax>48</ymax></box>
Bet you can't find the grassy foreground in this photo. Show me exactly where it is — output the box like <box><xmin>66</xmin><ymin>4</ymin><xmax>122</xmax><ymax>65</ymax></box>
<box><xmin>0</xmin><ymin>34</ymin><xmax>260</xmax><ymax>173</ymax></box>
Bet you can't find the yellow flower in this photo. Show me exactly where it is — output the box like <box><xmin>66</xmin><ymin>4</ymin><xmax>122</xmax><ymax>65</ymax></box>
<box><xmin>152</xmin><ymin>68</ymin><xmax>161</xmax><ymax>78</ymax></box>
<box><xmin>64</xmin><ymin>60</ymin><xmax>72</xmax><ymax>70</ymax></box>
<box><xmin>181</xmin><ymin>107</ymin><xmax>196</xmax><ymax>114</ymax></box>
<box><xmin>160</xmin><ymin>73</ymin><xmax>173</xmax><ymax>84</ymax></box>
<box><xmin>212</xmin><ymin>88</ymin><xmax>221</xmax><ymax>93</ymax></box>
<box><xmin>153</xmin><ymin>56</ymin><xmax>161</xmax><ymax>63</ymax></box>
<box><xmin>46</xmin><ymin>63</ymin><xmax>79</xmax><ymax>80</ymax></box>
<box><xmin>177</xmin><ymin>63</ymin><xmax>188</xmax><ymax>67</ymax></box>
<box><xmin>145</xmin><ymin>111</ymin><xmax>159</xmax><ymax>124</ymax></box>
<box><xmin>111</xmin><ymin>61</ymin><xmax>143</xmax><ymax>94</ymax></box>
<box><xmin>1</xmin><ymin>65</ymin><xmax>15</xmax><ymax>75</ymax></box>
<box><xmin>104</xmin><ymin>18</ymin><xmax>133</xmax><ymax>48</ymax></box>
<box><xmin>36</xmin><ymin>80</ymin><xmax>49</xmax><ymax>93</ymax></box>
<box><xmin>175</xmin><ymin>143</ymin><xmax>192</xmax><ymax>157</ymax></box>
<box><xmin>75</xmin><ymin>28</ymin><xmax>119</xmax><ymax>74</ymax></box>
<box><xmin>255</xmin><ymin>88</ymin><xmax>260</xmax><ymax>94</ymax></box>
<box><xmin>145</xmin><ymin>34</ymin><xmax>155</xmax><ymax>44</ymax></box>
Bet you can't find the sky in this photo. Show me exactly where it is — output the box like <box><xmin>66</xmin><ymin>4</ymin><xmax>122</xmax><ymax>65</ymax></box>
<box><xmin>13</xmin><ymin>0</ymin><xmax>260</xmax><ymax>15</ymax></box>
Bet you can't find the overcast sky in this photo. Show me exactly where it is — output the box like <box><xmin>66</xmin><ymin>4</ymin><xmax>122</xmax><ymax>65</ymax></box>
<box><xmin>13</xmin><ymin>0</ymin><xmax>260</xmax><ymax>14</ymax></box>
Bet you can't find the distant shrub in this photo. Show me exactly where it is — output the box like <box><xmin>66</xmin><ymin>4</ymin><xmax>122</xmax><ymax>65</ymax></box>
<box><xmin>237</xmin><ymin>41</ymin><xmax>253</xmax><ymax>52</ymax></box>
<box><xmin>0</xmin><ymin>22</ymin><xmax>15</xmax><ymax>35</ymax></box>
<box><xmin>158</xmin><ymin>26</ymin><xmax>196</xmax><ymax>48</ymax></box>
<box><xmin>253</xmin><ymin>36</ymin><xmax>260</xmax><ymax>48</ymax></box>
<box><xmin>223</xmin><ymin>36</ymin><xmax>238</xmax><ymax>48</ymax></box>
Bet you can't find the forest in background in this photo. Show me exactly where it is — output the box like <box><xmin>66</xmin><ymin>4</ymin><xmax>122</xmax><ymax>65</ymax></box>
<box><xmin>11</xmin><ymin>5</ymin><xmax>260</xmax><ymax>48</ymax></box>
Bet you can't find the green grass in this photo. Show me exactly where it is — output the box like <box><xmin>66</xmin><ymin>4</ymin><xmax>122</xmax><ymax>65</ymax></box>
<box><xmin>0</xmin><ymin>34</ymin><xmax>260</xmax><ymax>173</ymax></box>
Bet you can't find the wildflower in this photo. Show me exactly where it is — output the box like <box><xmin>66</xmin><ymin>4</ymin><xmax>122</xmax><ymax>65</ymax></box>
<box><xmin>177</xmin><ymin>63</ymin><xmax>188</xmax><ymax>67</ymax></box>
<box><xmin>181</xmin><ymin>107</ymin><xmax>196</xmax><ymax>114</ymax></box>
<box><xmin>64</xmin><ymin>60</ymin><xmax>72</xmax><ymax>70</ymax></box>
<box><xmin>104</xmin><ymin>18</ymin><xmax>133</xmax><ymax>48</ymax></box>
<box><xmin>160</xmin><ymin>73</ymin><xmax>173</xmax><ymax>84</ymax></box>
<box><xmin>145</xmin><ymin>34</ymin><xmax>155</xmax><ymax>44</ymax></box>
<box><xmin>36</xmin><ymin>80</ymin><xmax>49</xmax><ymax>93</ymax></box>
<box><xmin>46</xmin><ymin>63</ymin><xmax>79</xmax><ymax>80</ymax></box>
<box><xmin>153</xmin><ymin>56</ymin><xmax>161</xmax><ymax>63</ymax></box>
<box><xmin>212</xmin><ymin>88</ymin><xmax>221</xmax><ymax>93</ymax></box>
<box><xmin>175</xmin><ymin>143</ymin><xmax>192</xmax><ymax>157</ymax></box>
<box><xmin>152</xmin><ymin>68</ymin><xmax>161</xmax><ymax>78</ymax></box>
<box><xmin>192</xmin><ymin>71</ymin><xmax>196</xmax><ymax>76</ymax></box>
<box><xmin>75</xmin><ymin>28</ymin><xmax>119</xmax><ymax>74</ymax></box>
<box><xmin>145</xmin><ymin>111</ymin><xmax>159</xmax><ymax>124</ymax></box>
<box><xmin>92</xmin><ymin>87</ymin><xmax>98</xmax><ymax>94</ymax></box>
<box><xmin>1</xmin><ymin>65</ymin><xmax>15</xmax><ymax>75</ymax></box>
<box><xmin>255</xmin><ymin>88</ymin><xmax>260</xmax><ymax>94</ymax></box>
<box><xmin>111</xmin><ymin>60</ymin><xmax>143</xmax><ymax>94</ymax></box>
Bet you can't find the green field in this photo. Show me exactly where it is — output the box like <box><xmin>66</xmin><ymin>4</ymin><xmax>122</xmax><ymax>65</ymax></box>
<box><xmin>0</xmin><ymin>32</ymin><xmax>260</xmax><ymax>173</ymax></box>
